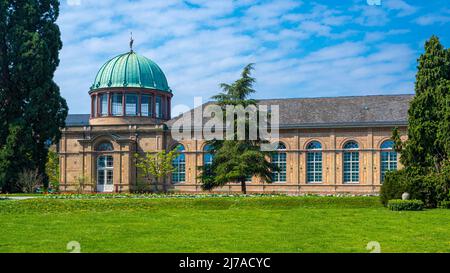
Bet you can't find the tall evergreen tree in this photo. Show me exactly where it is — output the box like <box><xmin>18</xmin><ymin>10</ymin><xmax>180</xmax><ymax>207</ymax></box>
<box><xmin>199</xmin><ymin>64</ymin><xmax>276</xmax><ymax>194</ymax></box>
<box><xmin>401</xmin><ymin>35</ymin><xmax>450</xmax><ymax>172</ymax></box>
<box><xmin>0</xmin><ymin>0</ymin><xmax>68</xmax><ymax>192</ymax></box>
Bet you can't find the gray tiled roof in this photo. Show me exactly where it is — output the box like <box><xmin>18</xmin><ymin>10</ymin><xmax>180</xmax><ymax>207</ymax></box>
<box><xmin>166</xmin><ymin>94</ymin><xmax>413</xmax><ymax>128</ymax></box>
<box><xmin>65</xmin><ymin>94</ymin><xmax>414</xmax><ymax>128</ymax></box>
<box><xmin>65</xmin><ymin>114</ymin><xmax>90</xmax><ymax>126</ymax></box>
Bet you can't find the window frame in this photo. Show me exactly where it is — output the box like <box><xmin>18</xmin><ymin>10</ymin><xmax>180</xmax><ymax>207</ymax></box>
<box><xmin>172</xmin><ymin>144</ymin><xmax>186</xmax><ymax>183</ymax></box>
<box><xmin>306</xmin><ymin>141</ymin><xmax>323</xmax><ymax>183</ymax></box>
<box><xmin>343</xmin><ymin>141</ymin><xmax>360</xmax><ymax>184</ymax></box>
<box><xmin>380</xmin><ymin>140</ymin><xmax>397</xmax><ymax>183</ymax></box>
<box><xmin>271</xmin><ymin>143</ymin><xmax>287</xmax><ymax>183</ymax></box>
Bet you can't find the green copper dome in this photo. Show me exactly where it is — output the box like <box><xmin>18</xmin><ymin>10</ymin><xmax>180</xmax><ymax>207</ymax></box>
<box><xmin>91</xmin><ymin>51</ymin><xmax>170</xmax><ymax>92</ymax></box>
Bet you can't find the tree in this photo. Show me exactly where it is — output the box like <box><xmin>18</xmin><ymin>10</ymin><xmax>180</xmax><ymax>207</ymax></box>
<box><xmin>400</xmin><ymin>36</ymin><xmax>450</xmax><ymax>173</ymax></box>
<box><xmin>382</xmin><ymin>36</ymin><xmax>450</xmax><ymax>207</ymax></box>
<box><xmin>45</xmin><ymin>149</ymin><xmax>60</xmax><ymax>191</ymax></box>
<box><xmin>134</xmin><ymin>149</ymin><xmax>178</xmax><ymax>192</ymax></box>
<box><xmin>0</xmin><ymin>0</ymin><xmax>68</xmax><ymax>192</ymax></box>
<box><xmin>199</xmin><ymin>64</ymin><xmax>276</xmax><ymax>194</ymax></box>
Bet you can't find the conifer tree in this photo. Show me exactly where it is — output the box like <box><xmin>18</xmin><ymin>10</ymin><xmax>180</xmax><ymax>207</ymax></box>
<box><xmin>401</xmin><ymin>36</ymin><xmax>450</xmax><ymax>172</ymax></box>
<box><xmin>0</xmin><ymin>0</ymin><xmax>68</xmax><ymax>192</ymax></box>
<box><xmin>199</xmin><ymin>64</ymin><xmax>275</xmax><ymax>194</ymax></box>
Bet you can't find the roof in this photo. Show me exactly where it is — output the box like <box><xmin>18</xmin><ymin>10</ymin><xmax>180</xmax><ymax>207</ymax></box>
<box><xmin>65</xmin><ymin>94</ymin><xmax>414</xmax><ymax>129</ymax></box>
<box><xmin>166</xmin><ymin>94</ymin><xmax>414</xmax><ymax>129</ymax></box>
<box><xmin>90</xmin><ymin>51</ymin><xmax>170</xmax><ymax>92</ymax></box>
<box><xmin>65</xmin><ymin>114</ymin><xmax>90</xmax><ymax>126</ymax></box>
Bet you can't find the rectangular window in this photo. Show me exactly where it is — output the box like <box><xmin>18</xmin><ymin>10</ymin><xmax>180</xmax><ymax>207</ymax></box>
<box><xmin>111</xmin><ymin>94</ymin><xmax>123</xmax><ymax>116</ymax></box>
<box><xmin>156</xmin><ymin>96</ymin><xmax>162</xmax><ymax>118</ymax></box>
<box><xmin>100</xmin><ymin>94</ymin><xmax>108</xmax><ymax>116</ymax></box>
<box><xmin>343</xmin><ymin>151</ymin><xmax>359</xmax><ymax>183</ymax></box>
<box><xmin>307</xmin><ymin>152</ymin><xmax>322</xmax><ymax>183</ymax></box>
<box><xmin>271</xmin><ymin>152</ymin><xmax>287</xmax><ymax>182</ymax></box>
<box><xmin>381</xmin><ymin>151</ymin><xmax>397</xmax><ymax>183</ymax></box>
<box><xmin>141</xmin><ymin>95</ymin><xmax>153</xmax><ymax>117</ymax></box>
<box><xmin>126</xmin><ymin>94</ymin><xmax>138</xmax><ymax>116</ymax></box>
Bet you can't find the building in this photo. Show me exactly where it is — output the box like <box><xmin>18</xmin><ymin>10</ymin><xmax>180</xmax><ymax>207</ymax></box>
<box><xmin>59</xmin><ymin>49</ymin><xmax>412</xmax><ymax>194</ymax></box>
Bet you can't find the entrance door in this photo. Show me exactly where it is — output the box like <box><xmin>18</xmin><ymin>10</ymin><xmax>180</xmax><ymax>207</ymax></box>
<box><xmin>97</xmin><ymin>155</ymin><xmax>114</xmax><ymax>192</ymax></box>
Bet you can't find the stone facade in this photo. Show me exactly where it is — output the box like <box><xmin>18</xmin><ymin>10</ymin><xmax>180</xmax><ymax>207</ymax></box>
<box><xmin>59</xmin><ymin>111</ymin><xmax>408</xmax><ymax>194</ymax></box>
<box><xmin>58</xmin><ymin>50</ymin><xmax>413</xmax><ymax>195</ymax></box>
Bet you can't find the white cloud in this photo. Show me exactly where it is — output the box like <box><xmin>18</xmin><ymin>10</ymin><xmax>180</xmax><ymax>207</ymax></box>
<box><xmin>54</xmin><ymin>0</ymin><xmax>416</xmax><ymax>114</ymax></box>
<box><xmin>384</xmin><ymin>0</ymin><xmax>417</xmax><ymax>17</ymax></box>
<box><xmin>67</xmin><ymin>0</ymin><xmax>81</xmax><ymax>6</ymax></box>
<box><xmin>415</xmin><ymin>13</ymin><xmax>450</xmax><ymax>26</ymax></box>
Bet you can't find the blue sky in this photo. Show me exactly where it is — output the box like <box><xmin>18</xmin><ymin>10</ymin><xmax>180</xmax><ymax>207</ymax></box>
<box><xmin>56</xmin><ymin>0</ymin><xmax>450</xmax><ymax>114</ymax></box>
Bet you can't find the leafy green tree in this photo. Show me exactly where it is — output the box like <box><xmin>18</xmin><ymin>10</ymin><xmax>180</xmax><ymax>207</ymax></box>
<box><xmin>134</xmin><ymin>149</ymin><xmax>178</xmax><ymax>192</ymax></box>
<box><xmin>0</xmin><ymin>0</ymin><xmax>68</xmax><ymax>192</ymax></box>
<box><xmin>45</xmin><ymin>149</ymin><xmax>60</xmax><ymax>191</ymax></box>
<box><xmin>199</xmin><ymin>64</ymin><xmax>276</xmax><ymax>194</ymax></box>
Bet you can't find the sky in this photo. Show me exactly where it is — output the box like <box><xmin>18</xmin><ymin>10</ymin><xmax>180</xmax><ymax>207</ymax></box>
<box><xmin>55</xmin><ymin>0</ymin><xmax>450</xmax><ymax>114</ymax></box>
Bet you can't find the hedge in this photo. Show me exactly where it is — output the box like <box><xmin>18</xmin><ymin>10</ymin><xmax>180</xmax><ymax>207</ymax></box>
<box><xmin>387</xmin><ymin>199</ymin><xmax>424</xmax><ymax>211</ymax></box>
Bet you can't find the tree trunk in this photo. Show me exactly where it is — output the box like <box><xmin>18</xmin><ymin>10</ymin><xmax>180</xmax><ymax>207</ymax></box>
<box><xmin>240</xmin><ymin>178</ymin><xmax>247</xmax><ymax>194</ymax></box>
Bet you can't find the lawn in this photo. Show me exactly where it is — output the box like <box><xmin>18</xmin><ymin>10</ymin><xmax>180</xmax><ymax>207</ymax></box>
<box><xmin>0</xmin><ymin>196</ymin><xmax>449</xmax><ymax>253</ymax></box>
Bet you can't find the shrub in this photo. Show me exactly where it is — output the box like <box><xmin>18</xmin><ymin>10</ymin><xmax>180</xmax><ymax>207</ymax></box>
<box><xmin>380</xmin><ymin>170</ymin><xmax>408</xmax><ymax>206</ymax></box>
<box><xmin>381</xmin><ymin>167</ymin><xmax>450</xmax><ymax>208</ymax></box>
<box><xmin>407</xmin><ymin>174</ymin><xmax>448</xmax><ymax>208</ymax></box>
<box><xmin>16</xmin><ymin>169</ymin><xmax>43</xmax><ymax>193</ymax></box>
<box><xmin>387</xmin><ymin>199</ymin><xmax>424</xmax><ymax>211</ymax></box>
<box><xmin>439</xmin><ymin>200</ymin><xmax>450</xmax><ymax>209</ymax></box>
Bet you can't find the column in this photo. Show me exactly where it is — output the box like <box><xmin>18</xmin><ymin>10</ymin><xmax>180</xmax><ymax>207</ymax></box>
<box><xmin>138</xmin><ymin>92</ymin><xmax>142</xmax><ymax>116</ymax></box>
<box><xmin>96</xmin><ymin>94</ymin><xmax>100</xmax><ymax>117</ymax></box>
<box><xmin>168</xmin><ymin>97</ymin><xmax>171</xmax><ymax>119</ymax></box>
<box><xmin>107</xmin><ymin>92</ymin><xmax>111</xmax><ymax>116</ymax></box>
<box><xmin>122</xmin><ymin>92</ymin><xmax>126</xmax><ymax>116</ymax></box>
<box><xmin>152</xmin><ymin>92</ymin><xmax>156</xmax><ymax>118</ymax></box>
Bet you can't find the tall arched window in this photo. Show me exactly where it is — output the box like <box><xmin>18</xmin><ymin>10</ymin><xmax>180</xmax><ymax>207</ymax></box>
<box><xmin>343</xmin><ymin>141</ymin><xmax>359</xmax><ymax>183</ymax></box>
<box><xmin>172</xmin><ymin>144</ymin><xmax>186</xmax><ymax>183</ymax></box>
<box><xmin>271</xmin><ymin>143</ymin><xmax>287</xmax><ymax>182</ymax></box>
<box><xmin>306</xmin><ymin>141</ymin><xmax>322</xmax><ymax>183</ymax></box>
<box><xmin>203</xmin><ymin>144</ymin><xmax>213</xmax><ymax>167</ymax></box>
<box><xmin>380</xmin><ymin>140</ymin><xmax>397</xmax><ymax>183</ymax></box>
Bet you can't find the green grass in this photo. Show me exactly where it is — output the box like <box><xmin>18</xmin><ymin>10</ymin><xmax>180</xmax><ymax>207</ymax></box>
<box><xmin>0</xmin><ymin>196</ymin><xmax>449</xmax><ymax>253</ymax></box>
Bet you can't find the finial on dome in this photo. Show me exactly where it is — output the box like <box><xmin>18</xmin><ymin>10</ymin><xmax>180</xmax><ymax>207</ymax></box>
<box><xmin>130</xmin><ymin>32</ymin><xmax>134</xmax><ymax>52</ymax></box>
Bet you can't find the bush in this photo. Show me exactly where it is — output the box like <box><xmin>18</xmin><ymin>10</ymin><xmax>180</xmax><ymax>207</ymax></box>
<box><xmin>407</xmin><ymin>174</ymin><xmax>448</xmax><ymax>208</ymax></box>
<box><xmin>16</xmin><ymin>169</ymin><xmax>43</xmax><ymax>193</ymax></box>
<box><xmin>380</xmin><ymin>170</ymin><xmax>408</xmax><ymax>206</ymax></box>
<box><xmin>380</xmin><ymin>167</ymin><xmax>450</xmax><ymax>208</ymax></box>
<box><xmin>439</xmin><ymin>200</ymin><xmax>450</xmax><ymax>209</ymax></box>
<box><xmin>387</xmin><ymin>199</ymin><xmax>424</xmax><ymax>211</ymax></box>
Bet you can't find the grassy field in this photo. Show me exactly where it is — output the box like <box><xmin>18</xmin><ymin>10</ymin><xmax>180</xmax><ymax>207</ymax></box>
<box><xmin>0</xmin><ymin>196</ymin><xmax>449</xmax><ymax>253</ymax></box>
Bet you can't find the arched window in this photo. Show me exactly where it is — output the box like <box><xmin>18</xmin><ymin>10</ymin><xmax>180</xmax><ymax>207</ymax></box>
<box><xmin>306</xmin><ymin>141</ymin><xmax>322</xmax><ymax>183</ymax></box>
<box><xmin>271</xmin><ymin>142</ymin><xmax>287</xmax><ymax>182</ymax></box>
<box><xmin>172</xmin><ymin>144</ymin><xmax>186</xmax><ymax>183</ymax></box>
<box><xmin>380</xmin><ymin>140</ymin><xmax>397</xmax><ymax>183</ymax></box>
<box><xmin>96</xmin><ymin>142</ymin><xmax>113</xmax><ymax>151</ymax></box>
<box><xmin>203</xmin><ymin>144</ymin><xmax>214</xmax><ymax>167</ymax></box>
<box><xmin>343</xmin><ymin>141</ymin><xmax>359</xmax><ymax>183</ymax></box>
